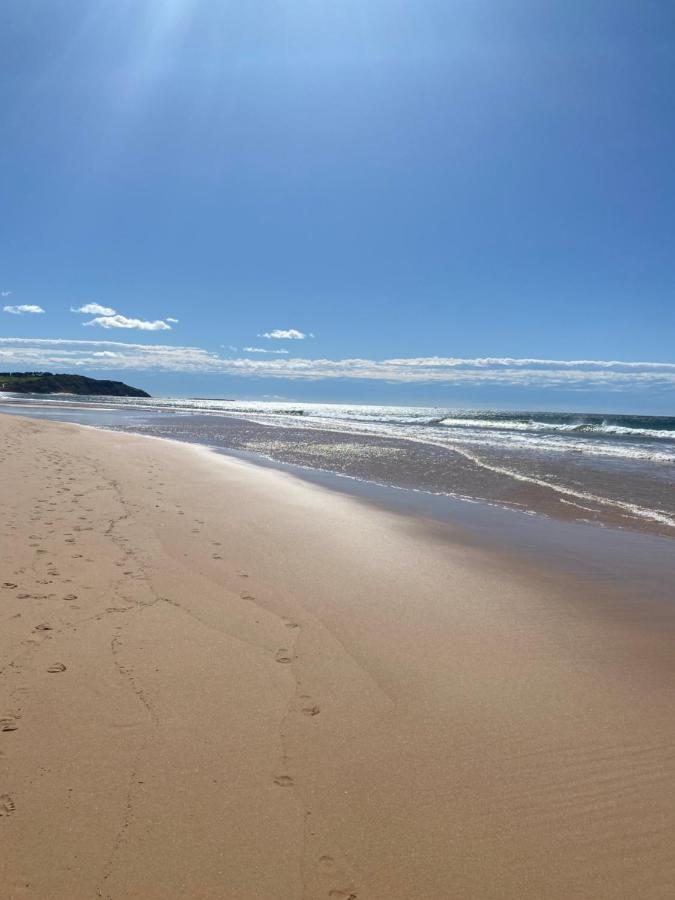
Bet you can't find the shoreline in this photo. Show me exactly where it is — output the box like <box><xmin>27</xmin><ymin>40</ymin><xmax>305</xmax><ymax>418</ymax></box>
<box><xmin>2</xmin><ymin>403</ymin><xmax>675</xmax><ymax>592</ymax></box>
<box><xmin>3</xmin><ymin>413</ymin><xmax>675</xmax><ymax>897</ymax></box>
<box><xmin>2</xmin><ymin>399</ymin><xmax>674</xmax><ymax>540</ymax></box>
<box><xmin>216</xmin><ymin>443</ymin><xmax>675</xmax><ymax>599</ymax></box>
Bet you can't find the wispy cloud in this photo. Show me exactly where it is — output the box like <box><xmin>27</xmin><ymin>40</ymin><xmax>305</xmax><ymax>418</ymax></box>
<box><xmin>242</xmin><ymin>346</ymin><xmax>290</xmax><ymax>354</ymax></box>
<box><xmin>260</xmin><ymin>328</ymin><xmax>307</xmax><ymax>340</ymax></box>
<box><xmin>3</xmin><ymin>304</ymin><xmax>44</xmax><ymax>315</ymax></box>
<box><xmin>1</xmin><ymin>291</ymin><xmax>11</xmax><ymax>298</ymax></box>
<box><xmin>166</xmin><ymin>317</ymin><xmax>179</xmax><ymax>323</ymax></box>
<box><xmin>71</xmin><ymin>302</ymin><xmax>117</xmax><ymax>316</ymax></box>
<box><xmin>83</xmin><ymin>314</ymin><xmax>172</xmax><ymax>331</ymax></box>
<box><xmin>0</xmin><ymin>338</ymin><xmax>674</xmax><ymax>391</ymax></box>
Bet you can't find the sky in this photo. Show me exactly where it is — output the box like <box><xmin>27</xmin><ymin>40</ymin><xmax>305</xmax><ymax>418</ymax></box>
<box><xmin>1</xmin><ymin>0</ymin><xmax>674</xmax><ymax>411</ymax></box>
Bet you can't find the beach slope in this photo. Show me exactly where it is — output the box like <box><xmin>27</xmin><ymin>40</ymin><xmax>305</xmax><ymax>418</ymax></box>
<box><xmin>2</xmin><ymin>413</ymin><xmax>675</xmax><ymax>899</ymax></box>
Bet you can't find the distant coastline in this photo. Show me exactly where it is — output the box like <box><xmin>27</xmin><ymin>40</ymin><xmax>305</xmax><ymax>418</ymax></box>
<box><xmin>0</xmin><ymin>371</ymin><xmax>150</xmax><ymax>397</ymax></box>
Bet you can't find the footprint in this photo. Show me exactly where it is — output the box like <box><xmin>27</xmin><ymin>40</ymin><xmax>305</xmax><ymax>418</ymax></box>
<box><xmin>63</xmin><ymin>594</ymin><xmax>78</xmax><ymax>601</ymax></box>
<box><xmin>273</xmin><ymin>775</ymin><xmax>294</xmax><ymax>787</ymax></box>
<box><xmin>0</xmin><ymin>795</ymin><xmax>15</xmax><ymax>817</ymax></box>
<box><xmin>328</xmin><ymin>892</ymin><xmax>357</xmax><ymax>900</ymax></box>
<box><xmin>34</xmin><ymin>623</ymin><xmax>53</xmax><ymax>631</ymax></box>
<box><xmin>285</xmin><ymin>621</ymin><xmax>299</xmax><ymax>629</ymax></box>
<box><xmin>302</xmin><ymin>705</ymin><xmax>321</xmax><ymax>717</ymax></box>
<box><xmin>47</xmin><ymin>663</ymin><xmax>67</xmax><ymax>673</ymax></box>
<box><xmin>0</xmin><ymin>718</ymin><xmax>18</xmax><ymax>732</ymax></box>
<box><xmin>275</xmin><ymin>650</ymin><xmax>293</xmax><ymax>664</ymax></box>
<box><xmin>2</xmin><ymin>582</ymin><xmax>17</xmax><ymax>589</ymax></box>
<box><xmin>319</xmin><ymin>856</ymin><xmax>336</xmax><ymax>874</ymax></box>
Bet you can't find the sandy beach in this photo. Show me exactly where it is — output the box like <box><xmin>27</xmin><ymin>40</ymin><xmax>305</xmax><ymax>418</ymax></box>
<box><xmin>2</xmin><ymin>411</ymin><xmax>675</xmax><ymax>900</ymax></box>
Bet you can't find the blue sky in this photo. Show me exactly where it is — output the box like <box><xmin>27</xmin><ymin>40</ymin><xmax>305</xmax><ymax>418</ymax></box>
<box><xmin>1</xmin><ymin>0</ymin><xmax>674</xmax><ymax>410</ymax></box>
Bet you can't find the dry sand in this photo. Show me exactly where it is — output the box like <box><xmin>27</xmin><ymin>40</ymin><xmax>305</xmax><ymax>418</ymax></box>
<box><xmin>1</xmin><ymin>412</ymin><xmax>675</xmax><ymax>899</ymax></box>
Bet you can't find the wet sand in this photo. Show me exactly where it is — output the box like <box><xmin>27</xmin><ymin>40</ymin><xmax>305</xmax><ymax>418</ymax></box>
<box><xmin>2</xmin><ymin>412</ymin><xmax>675</xmax><ymax>899</ymax></box>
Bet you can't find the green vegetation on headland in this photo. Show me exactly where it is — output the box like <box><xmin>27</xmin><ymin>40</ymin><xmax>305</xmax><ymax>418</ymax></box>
<box><xmin>0</xmin><ymin>372</ymin><xmax>150</xmax><ymax>397</ymax></box>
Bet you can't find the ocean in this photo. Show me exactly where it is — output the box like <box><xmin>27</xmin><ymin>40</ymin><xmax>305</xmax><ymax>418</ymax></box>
<box><xmin>2</xmin><ymin>395</ymin><xmax>674</xmax><ymax>535</ymax></box>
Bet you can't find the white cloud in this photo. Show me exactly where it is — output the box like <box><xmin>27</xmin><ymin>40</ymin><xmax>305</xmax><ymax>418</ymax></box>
<box><xmin>3</xmin><ymin>304</ymin><xmax>44</xmax><ymax>315</ymax></box>
<box><xmin>71</xmin><ymin>302</ymin><xmax>117</xmax><ymax>316</ymax></box>
<box><xmin>1</xmin><ymin>291</ymin><xmax>11</xmax><ymax>297</ymax></box>
<box><xmin>260</xmin><ymin>329</ymin><xmax>307</xmax><ymax>340</ymax></box>
<box><xmin>243</xmin><ymin>346</ymin><xmax>290</xmax><ymax>354</ymax></box>
<box><xmin>72</xmin><ymin>304</ymin><xmax>174</xmax><ymax>330</ymax></box>
<box><xmin>83</xmin><ymin>314</ymin><xmax>172</xmax><ymax>331</ymax></box>
<box><xmin>0</xmin><ymin>338</ymin><xmax>674</xmax><ymax>391</ymax></box>
<box><xmin>166</xmin><ymin>317</ymin><xmax>179</xmax><ymax>323</ymax></box>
